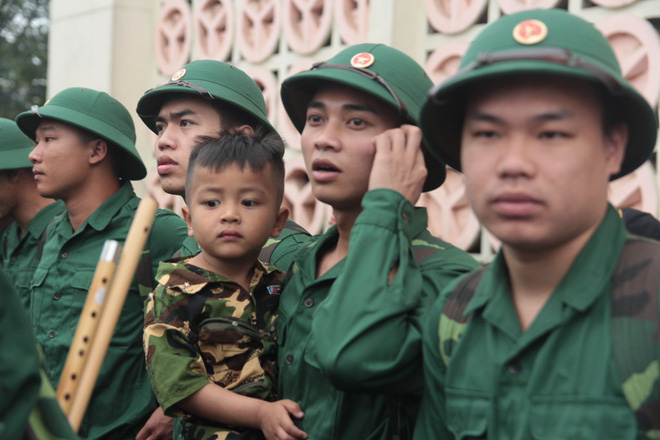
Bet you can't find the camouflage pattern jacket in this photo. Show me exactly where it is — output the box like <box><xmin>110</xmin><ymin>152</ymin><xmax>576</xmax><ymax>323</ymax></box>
<box><xmin>415</xmin><ymin>205</ymin><xmax>660</xmax><ymax>440</ymax></box>
<box><xmin>144</xmin><ymin>257</ymin><xmax>285</xmax><ymax>440</ymax></box>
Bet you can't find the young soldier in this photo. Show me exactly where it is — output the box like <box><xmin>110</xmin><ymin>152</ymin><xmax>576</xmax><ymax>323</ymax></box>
<box><xmin>136</xmin><ymin>60</ymin><xmax>309</xmax><ymax>269</ymax></box>
<box><xmin>144</xmin><ymin>133</ymin><xmax>307</xmax><ymax>440</ymax></box>
<box><xmin>277</xmin><ymin>43</ymin><xmax>481</xmax><ymax>439</ymax></box>
<box><xmin>416</xmin><ymin>9</ymin><xmax>660</xmax><ymax>439</ymax></box>
<box><xmin>15</xmin><ymin>87</ymin><xmax>189</xmax><ymax>439</ymax></box>
<box><xmin>0</xmin><ymin>118</ymin><xmax>64</xmax><ymax>309</ymax></box>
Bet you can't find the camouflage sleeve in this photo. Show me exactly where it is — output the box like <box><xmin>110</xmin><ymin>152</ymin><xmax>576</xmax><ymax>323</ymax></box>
<box><xmin>143</xmin><ymin>279</ymin><xmax>210</xmax><ymax>416</ymax></box>
<box><xmin>413</xmin><ymin>294</ymin><xmax>453</xmax><ymax>439</ymax></box>
<box><xmin>311</xmin><ymin>189</ymin><xmax>479</xmax><ymax>393</ymax></box>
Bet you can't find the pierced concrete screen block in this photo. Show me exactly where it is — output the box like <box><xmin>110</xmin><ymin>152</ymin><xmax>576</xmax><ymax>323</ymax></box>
<box><xmin>283</xmin><ymin>156</ymin><xmax>332</xmax><ymax>234</ymax></box>
<box><xmin>596</xmin><ymin>14</ymin><xmax>660</xmax><ymax>107</ymax></box>
<box><xmin>283</xmin><ymin>0</ymin><xmax>333</xmax><ymax>55</ymax></box>
<box><xmin>419</xmin><ymin>168</ymin><xmax>480</xmax><ymax>251</ymax></box>
<box><xmin>245</xmin><ymin>67</ymin><xmax>278</xmax><ymax>123</ymax></box>
<box><xmin>194</xmin><ymin>0</ymin><xmax>234</xmax><ymax>61</ymax></box>
<box><xmin>425</xmin><ymin>0</ymin><xmax>488</xmax><ymax>35</ymax></box>
<box><xmin>278</xmin><ymin>58</ymin><xmax>319</xmax><ymax>151</ymax></box>
<box><xmin>336</xmin><ymin>0</ymin><xmax>370</xmax><ymax>45</ymax></box>
<box><xmin>425</xmin><ymin>40</ymin><xmax>470</xmax><ymax>85</ymax></box>
<box><xmin>155</xmin><ymin>0</ymin><xmax>192</xmax><ymax>76</ymax></box>
<box><xmin>237</xmin><ymin>0</ymin><xmax>281</xmax><ymax>63</ymax></box>
<box><xmin>497</xmin><ymin>0</ymin><xmax>561</xmax><ymax>16</ymax></box>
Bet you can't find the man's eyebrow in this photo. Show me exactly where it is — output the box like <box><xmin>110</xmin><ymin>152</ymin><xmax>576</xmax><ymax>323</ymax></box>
<box><xmin>306</xmin><ymin>100</ymin><xmax>377</xmax><ymax>114</ymax></box>
<box><xmin>531</xmin><ymin>109</ymin><xmax>574</xmax><ymax>122</ymax></box>
<box><xmin>307</xmin><ymin>100</ymin><xmax>325</xmax><ymax>110</ymax></box>
<box><xmin>465</xmin><ymin>109</ymin><xmax>575</xmax><ymax>123</ymax></box>
<box><xmin>155</xmin><ymin>108</ymin><xmax>197</xmax><ymax>122</ymax></box>
<box><xmin>36</xmin><ymin>125</ymin><xmax>56</xmax><ymax>133</ymax></box>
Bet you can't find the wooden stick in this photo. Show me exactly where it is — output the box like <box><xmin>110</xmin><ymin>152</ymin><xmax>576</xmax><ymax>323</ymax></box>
<box><xmin>66</xmin><ymin>198</ymin><xmax>158</xmax><ymax>432</ymax></box>
<box><xmin>56</xmin><ymin>239</ymin><xmax>120</xmax><ymax>414</ymax></box>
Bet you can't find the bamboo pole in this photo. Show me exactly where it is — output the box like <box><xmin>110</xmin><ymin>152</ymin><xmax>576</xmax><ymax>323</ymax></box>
<box><xmin>66</xmin><ymin>198</ymin><xmax>158</xmax><ymax>432</ymax></box>
<box><xmin>56</xmin><ymin>239</ymin><xmax>120</xmax><ymax>414</ymax></box>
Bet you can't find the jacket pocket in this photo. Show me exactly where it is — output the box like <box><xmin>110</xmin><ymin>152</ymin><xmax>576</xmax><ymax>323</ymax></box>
<box><xmin>445</xmin><ymin>388</ymin><xmax>489</xmax><ymax>439</ymax></box>
<box><xmin>198</xmin><ymin>317</ymin><xmax>261</xmax><ymax>354</ymax></box>
<box><xmin>530</xmin><ymin>396</ymin><xmax>637</xmax><ymax>440</ymax></box>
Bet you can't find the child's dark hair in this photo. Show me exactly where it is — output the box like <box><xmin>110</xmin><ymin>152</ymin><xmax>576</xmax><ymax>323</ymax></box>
<box><xmin>185</xmin><ymin>129</ymin><xmax>286</xmax><ymax>206</ymax></box>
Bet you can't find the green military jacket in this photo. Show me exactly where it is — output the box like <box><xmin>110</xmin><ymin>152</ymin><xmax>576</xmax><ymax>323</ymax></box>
<box><xmin>278</xmin><ymin>189</ymin><xmax>480</xmax><ymax>440</ymax></box>
<box><xmin>175</xmin><ymin>219</ymin><xmax>310</xmax><ymax>271</ymax></box>
<box><xmin>414</xmin><ymin>206</ymin><xmax>659</xmax><ymax>439</ymax></box>
<box><xmin>1</xmin><ymin>200</ymin><xmax>65</xmax><ymax>309</ymax></box>
<box><xmin>144</xmin><ymin>257</ymin><xmax>284</xmax><ymax>440</ymax></box>
<box><xmin>29</xmin><ymin>183</ymin><xmax>188</xmax><ymax>439</ymax></box>
<box><xmin>0</xmin><ymin>269</ymin><xmax>42</xmax><ymax>439</ymax></box>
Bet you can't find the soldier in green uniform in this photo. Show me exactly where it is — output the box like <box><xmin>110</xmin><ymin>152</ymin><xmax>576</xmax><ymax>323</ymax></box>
<box><xmin>277</xmin><ymin>43</ymin><xmax>481</xmax><ymax>439</ymax></box>
<box><xmin>0</xmin><ymin>117</ymin><xmax>64</xmax><ymax>309</ymax></box>
<box><xmin>136</xmin><ymin>60</ymin><xmax>309</xmax><ymax>269</ymax></box>
<box><xmin>144</xmin><ymin>133</ymin><xmax>307</xmax><ymax>440</ymax></box>
<box><xmin>15</xmin><ymin>87</ymin><xmax>189</xmax><ymax>439</ymax></box>
<box><xmin>416</xmin><ymin>9</ymin><xmax>660</xmax><ymax>439</ymax></box>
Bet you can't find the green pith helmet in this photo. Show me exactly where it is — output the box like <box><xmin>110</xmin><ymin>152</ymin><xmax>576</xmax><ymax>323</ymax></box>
<box><xmin>136</xmin><ymin>60</ymin><xmax>274</xmax><ymax>134</ymax></box>
<box><xmin>281</xmin><ymin>43</ymin><xmax>447</xmax><ymax>192</ymax></box>
<box><xmin>0</xmin><ymin>117</ymin><xmax>34</xmax><ymax>170</ymax></box>
<box><xmin>421</xmin><ymin>9</ymin><xmax>658</xmax><ymax>180</ymax></box>
<box><xmin>16</xmin><ymin>87</ymin><xmax>146</xmax><ymax>180</ymax></box>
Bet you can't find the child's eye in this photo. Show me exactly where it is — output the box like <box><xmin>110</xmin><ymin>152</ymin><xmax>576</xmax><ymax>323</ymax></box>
<box><xmin>242</xmin><ymin>200</ymin><xmax>258</xmax><ymax>207</ymax></box>
<box><xmin>203</xmin><ymin>200</ymin><xmax>220</xmax><ymax>208</ymax></box>
<box><xmin>155</xmin><ymin>123</ymin><xmax>165</xmax><ymax>134</ymax></box>
<box><xmin>180</xmin><ymin>120</ymin><xmax>193</xmax><ymax>127</ymax></box>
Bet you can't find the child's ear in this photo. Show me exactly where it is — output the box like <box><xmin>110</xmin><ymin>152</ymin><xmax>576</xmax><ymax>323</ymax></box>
<box><xmin>270</xmin><ymin>206</ymin><xmax>289</xmax><ymax>238</ymax></box>
<box><xmin>182</xmin><ymin>205</ymin><xmax>194</xmax><ymax>237</ymax></box>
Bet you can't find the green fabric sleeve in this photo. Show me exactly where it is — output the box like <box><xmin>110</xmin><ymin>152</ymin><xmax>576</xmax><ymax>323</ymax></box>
<box><xmin>311</xmin><ymin>189</ymin><xmax>479</xmax><ymax>393</ymax></box>
<box><xmin>0</xmin><ymin>269</ymin><xmax>41</xmax><ymax>439</ymax></box>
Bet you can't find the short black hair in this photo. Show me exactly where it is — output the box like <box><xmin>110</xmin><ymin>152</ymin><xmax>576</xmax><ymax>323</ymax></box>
<box><xmin>212</xmin><ymin>100</ymin><xmax>274</xmax><ymax>136</ymax></box>
<box><xmin>185</xmin><ymin>129</ymin><xmax>286</xmax><ymax>206</ymax></box>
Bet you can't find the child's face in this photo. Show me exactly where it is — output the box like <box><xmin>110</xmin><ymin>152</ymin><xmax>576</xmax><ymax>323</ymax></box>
<box><xmin>184</xmin><ymin>163</ymin><xmax>288</xmax><ymax>269</ymax></box>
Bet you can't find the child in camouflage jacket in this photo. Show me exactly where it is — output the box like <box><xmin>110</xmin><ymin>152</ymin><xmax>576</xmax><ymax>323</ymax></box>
<box><xmin>143</xmin><ymin>132</ymin><xmax>307</xmax><ymax>440</ymax></box>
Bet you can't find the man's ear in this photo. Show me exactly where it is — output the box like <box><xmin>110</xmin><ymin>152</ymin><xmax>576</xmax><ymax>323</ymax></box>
<box><xmin>182</xmin><ymin>205</ymin><xmax>194</xmax><ymax>237</ymax></box>
<box><xmin>604</xmin><ymin>122</ymin><xmax>628</xmax><ymax>178</ymax></box>
<box><xmin>236</xmin><ymin>125</ymin><xmax>255</xmax><ymax>136</ymax></box>
<box><xmin>88</xmin><ymin>139</ymin><xmax>109</xmax><ymax>165</ymax></box>
<box><xmin>270</xmin><ymin>206</ymin><xmax>289</xmax><ymax>238</ymax></box>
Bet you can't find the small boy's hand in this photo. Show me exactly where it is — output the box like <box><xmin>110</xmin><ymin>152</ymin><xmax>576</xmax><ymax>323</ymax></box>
<box><xmin>258</xmin><ymin>399</ymin><xmax>308</xmax><ymax>440</ymax></box>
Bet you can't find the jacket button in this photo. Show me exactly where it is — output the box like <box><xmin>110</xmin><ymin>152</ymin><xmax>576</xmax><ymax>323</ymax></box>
<box><xmin>286</xmin><ymin>354</ymin><xmax>294</xmax><ymax>364</ymax></box>
<box><xmin>53</xmin><ymin>292</ymin><xmax>62</xmax><ymax>300</ymax></box>
<box><xmin>61</xmin><ymin>251</ymin><xmax>68</xmax><ymax>259</ymax></box>
<box><xmin>48</xmin><ymin>331</ymin><xmax>56</xmax><ymax>338</ymax></box>
<box><xmin>303</xmin><ymin>297</ymin><xmax>314</xmax><ymax>308</ymax></box>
